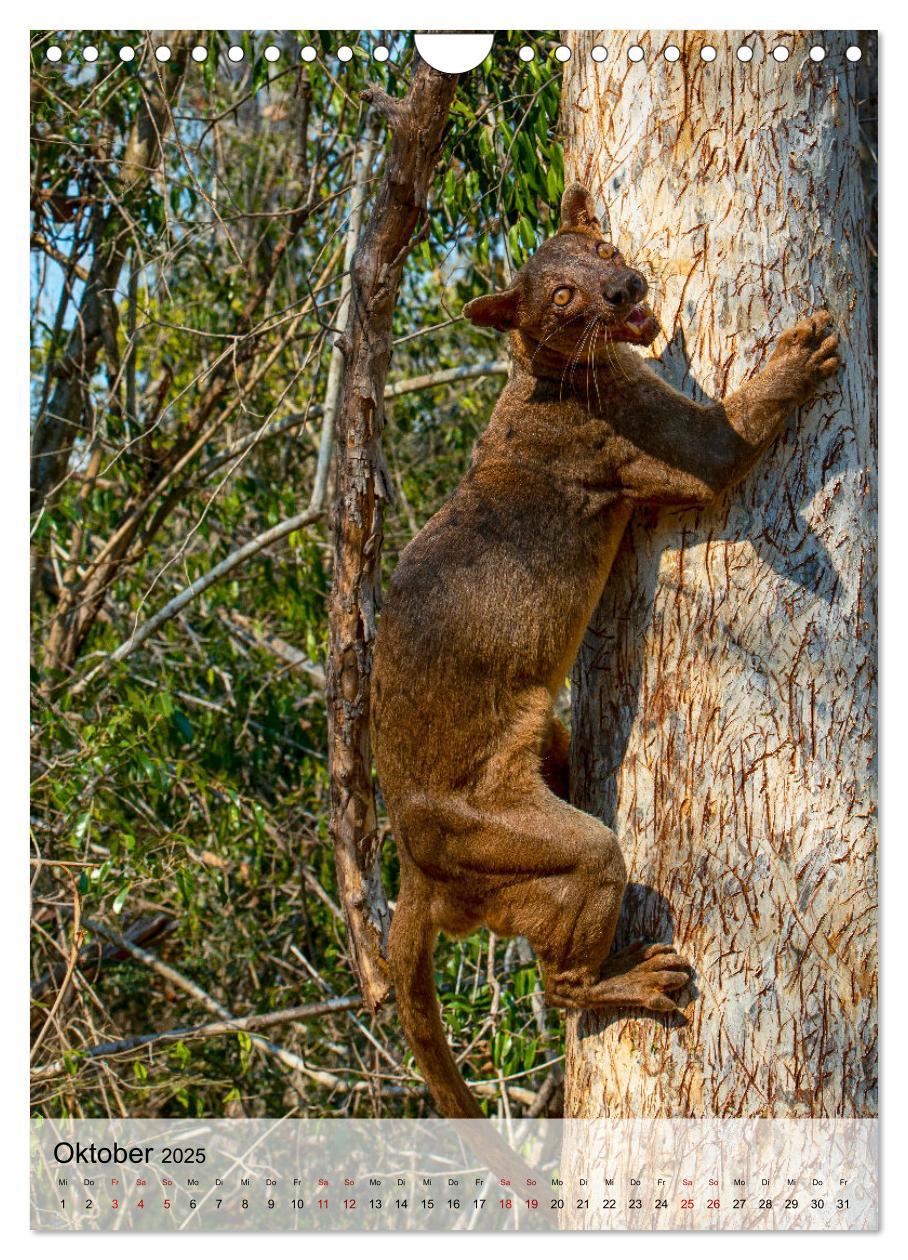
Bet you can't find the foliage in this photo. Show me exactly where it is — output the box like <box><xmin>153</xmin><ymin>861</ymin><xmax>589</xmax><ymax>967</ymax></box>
<box><xmin>30</xmin><ymin>29</ymin><xmax>566</xmax><ymax>1119</ymax></box>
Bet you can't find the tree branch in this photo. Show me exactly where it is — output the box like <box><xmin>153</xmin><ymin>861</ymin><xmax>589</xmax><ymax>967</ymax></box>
<box><xmin>65</xmin><ymin>918</ymin><xmax>354</xmax><ymax>1092</ymax></box>
<box><xmin>74</xmin><ymin>507</ymin><xmax>323</xmax><ymax>690</ymax></box>
<box><xmin>310</xmin><ymin>126</ymin><xmax>377</xmax><ymax>512</ymax></box>
<box><xmin>199</xmin><ymin>361</ymin><xmax>507</xmax><ymax>481</ymax></box>
<box><xmin>30</xmin><ymin>912</ymin><xmax>173</xmax><ymax>1000</ymax></box>
<box><xmin>218</xmin><ymin>608</ymin><xmax>326</xmax><ymax>689</ymax></box>
<box><xmin>30</xmin><ymin>995</ymin><xmax>363</xmax><ymax>1083</ymax></box>
<box><xmin>326</xmin><ymin>57</ymin><xmax>459</xmax><ymax>1011</ymax></box>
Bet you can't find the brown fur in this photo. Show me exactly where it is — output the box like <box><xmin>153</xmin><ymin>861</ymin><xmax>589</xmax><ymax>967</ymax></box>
<box><xmin>371</xmin><ymin>184</ymin><xmax>840</xmax><ymax>1119</ymax></box>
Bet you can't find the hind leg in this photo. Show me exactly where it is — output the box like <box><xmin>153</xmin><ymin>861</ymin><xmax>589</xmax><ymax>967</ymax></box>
<box><xmin>461</xmin><ymin>791</ymin><xmax>691</xmax><ymax>1016</ymax></box>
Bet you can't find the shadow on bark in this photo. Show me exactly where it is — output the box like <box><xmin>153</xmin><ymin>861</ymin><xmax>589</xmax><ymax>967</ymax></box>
<box><xmin>651</xmin><ymin>325</ymin><xmax>846</xmax><ymax>602</ymax></box>
<box><xmin>574</xmin><ymin>881</ymin><xmax>698</xmax><ymax>1046</ymax></box>
<box><xmin>571</xmin><ymin>328</ymin><xmax>852</xmax><ymax>995</ymax></box>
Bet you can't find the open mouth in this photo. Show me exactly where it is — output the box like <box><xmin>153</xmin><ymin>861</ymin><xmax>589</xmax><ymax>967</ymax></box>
<box><xmin>610</xmin><ymin>302</ymin><xmax>660</xmax><ymax>345</ymax></box>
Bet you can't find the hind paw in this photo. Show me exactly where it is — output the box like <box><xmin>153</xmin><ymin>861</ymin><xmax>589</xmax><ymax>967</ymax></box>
<box><xmin>547</xmin><ymin>942</ymin><xmax>693</xmax><ymax>1016</ymax></box>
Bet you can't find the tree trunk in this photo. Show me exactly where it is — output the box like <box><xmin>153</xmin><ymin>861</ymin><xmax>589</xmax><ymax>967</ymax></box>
<box><xmin>563</xmin><ymin>30</ymin><xmax>877</xmax><ymax>1122</ymax></box>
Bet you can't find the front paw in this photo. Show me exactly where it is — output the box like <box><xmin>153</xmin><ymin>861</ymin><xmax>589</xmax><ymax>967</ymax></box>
<box><xmin>769</xmin><ymin>310</ymin><xmax>841</xmax><ymax>402</ymax></box>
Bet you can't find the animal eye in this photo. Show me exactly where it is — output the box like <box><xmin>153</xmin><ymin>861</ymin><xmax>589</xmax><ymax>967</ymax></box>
<box><xmin>552</xmin><ymin>286</ymin><xmax>573</xmax><ymax>307</ymax></box>
<box><xmin>597</xmin><ymin>241</ymin><xmax>617</xmax><ymax>260</ymax></box>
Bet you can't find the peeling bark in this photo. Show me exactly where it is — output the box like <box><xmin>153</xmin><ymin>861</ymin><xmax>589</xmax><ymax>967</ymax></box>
<box><xmin>563</xmin><ymin>31</ymin><xmax>877</xmax><ymax>1120</ymax></box>
<box><xmin>326</xmin><ymin>57</ymin><xmax>458</xmax><ymax>1012</ymax></box>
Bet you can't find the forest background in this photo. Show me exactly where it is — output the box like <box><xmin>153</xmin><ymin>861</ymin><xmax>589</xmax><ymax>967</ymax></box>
<box><xmin>29</xmin><ymin>29</ymin><xmax>877</xmax><ymax>1121</ymax></box>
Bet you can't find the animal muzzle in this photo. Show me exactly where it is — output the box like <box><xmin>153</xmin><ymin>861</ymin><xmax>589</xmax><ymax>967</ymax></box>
<box><xmin>602</xmin><ymin>268</ymin><xmax>648</xmax><ymax>308</ymax></box>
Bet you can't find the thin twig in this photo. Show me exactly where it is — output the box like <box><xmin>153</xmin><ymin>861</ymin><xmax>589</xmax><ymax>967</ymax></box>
<box><xmin>30</xmin><ymin>881</ymin><xmax>83</xmax><ymax>1063</ymax></box>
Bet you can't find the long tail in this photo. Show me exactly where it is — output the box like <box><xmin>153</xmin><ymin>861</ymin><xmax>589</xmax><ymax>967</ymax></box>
<box><xmin>388</xmin><ymin>876</ymin><xmax>483</xmax><ymax>1119</ymax></box>
<box><xmin>388</xmin><ymin>871</ymin><xmax>541</xmax><ymax>1191</ymax></box>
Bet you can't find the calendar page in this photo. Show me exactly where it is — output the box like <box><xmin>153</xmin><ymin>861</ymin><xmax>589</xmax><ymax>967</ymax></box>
<box><xmin>29</xmin><ymin>28</ymin><xmax>878</xmax><ymax>1232</ymax></box>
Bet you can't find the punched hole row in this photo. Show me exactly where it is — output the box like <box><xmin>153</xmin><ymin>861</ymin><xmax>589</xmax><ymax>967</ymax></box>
<box><xmin>540</xmin><ymin>42</ymin><xmax>862</xmax><ymax>64</ymax></box>
<box><xmin>43</xmin><ymin>42</ymin><xmax>385</xmax><ymax>64</ymax></box>
<box><xmin>43</xmin><ymin>40</ymin><xmax>864</xmax><ymax>66</ymax></box>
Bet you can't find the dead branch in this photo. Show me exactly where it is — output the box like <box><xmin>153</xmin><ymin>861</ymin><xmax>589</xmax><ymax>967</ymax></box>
<box><xmin>74</xmin><ymin>918</ymin><xmax>350</xmax><ymax>1092</ymax></box>
<box><xmin>218</xmin><ymin>608</ymin><xmax>326</xmax><ymax>689</ymax></box>
<box><xmin>326</xmin><ymin>57</ymin><xmax>459</xmax><ymax>1013</ymax></box>
<box><xmin>310</xmin><ymin>126</ymin><xmax>377</xmax><ymax>511</ymax></box>
<box><xmin>30</xmin><ymin>995</ymin><xmax>363</xmax><ymax>1083</ymax></box>
<box><xmin>30</xmin><ymin>880</ymin><xmax>83</xmax><ymax>1062</ymax></box>
<box><xmin>30</xmin><ymin>912</ymin><xmax>174</xmax><ymax>1000</ymax></box>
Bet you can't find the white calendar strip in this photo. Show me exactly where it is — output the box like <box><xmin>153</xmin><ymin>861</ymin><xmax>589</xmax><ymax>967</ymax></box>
<box><xmin>31</xmin><ymin>1117</ymin><xmax>877</xmax><ymax>1231</ymax></box>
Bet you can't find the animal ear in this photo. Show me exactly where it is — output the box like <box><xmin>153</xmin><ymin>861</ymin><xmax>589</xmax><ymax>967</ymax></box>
<box><xmin>559</xmin><ymin>182</ymin><xmax>602</xmax><ymax>234</ymax></box>
<box><xmin>462</xmin><ymin>287</ymin><xmax>520</xmax><ymax>332</ymax></box>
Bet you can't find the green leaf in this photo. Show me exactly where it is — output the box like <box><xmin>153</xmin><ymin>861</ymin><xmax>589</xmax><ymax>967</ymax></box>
<box><xmin>112</xmin><ymin>883</ymin><xmax>131</xmax><ymax>914</ymax></box>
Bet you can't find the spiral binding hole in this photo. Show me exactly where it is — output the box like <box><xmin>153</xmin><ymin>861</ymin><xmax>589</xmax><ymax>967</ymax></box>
<box><xmin>264</xmin><ymin>46</ymin><xmax>280</xmax><ymax>63</ymax></box>
<box><xmin>373</xmin><ymin>45</ymin><xmax>390</xmax><ymax>63</ymax></box>
<box><xmin>518</xmin><ymin>46</ymin><xmax>534</xmax><ymax>62</ymax></box>
<box><xmin>810</xmin><ymin>45</ymin><xmax>826</xmax><ymax>61</ymax></box>
<box><xmin>118</xmin><ymin>47</ymin><xmax>135</xmax><ymax>63</ymax></box>
<box><xmin>155</xmin><ymin>46</ymin><xmax>171</xmax><ymax>63</ymax></box>
<box><xmin>628</xmin><ymin>45</ymin><xmax>644</xmax><ymax>63</ymax></box>
<box><xmin>846</xmin><ymin>45</ymin><xmax>862</xmax><ymax>61</ymax></box>
<box><xmin>554</xmin><ymin>45</ymin><xmax>571</xmax><ymax>62</ymax></box>
<box><xmin>191</xmin><ymin>46</ymin><xmax>207</xmax><ymax>63</ymax></box>
<box><xmin>591</xmin><ymin>45</ymin><xmax>608</xmax><ymax>63</ymax></box>
<box><xmin>83</xmin><ymin>46</ymin><xmax>98</xmax><ymax>63</ymax></box>
<box><xmin>737</xmin><ymin>46</ymin><xmax>754</xmax><ymax>62</ymax></box>
<box><xmin>664</xmin><ymin>45</ymin><xmax>681</xmax><ymax>63</ymax></box>
<box><xmin>227</xmin><ymin>46</ymin><xmax>245</xmax><ymax>63</ymax></box>
<box><xmin>701</xmin><ymin>45</ymin><xmax>717</xmax><ymax>62</ymax></box>
<box><xmin>300</xmin><ymin>46</ymin><xmax>317</xmax><ymax>63</ymax></box>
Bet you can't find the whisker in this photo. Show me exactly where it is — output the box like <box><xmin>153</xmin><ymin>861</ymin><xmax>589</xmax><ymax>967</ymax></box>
<box><xmin>586</xmin><ymin>320</ymin><xmax>601</xmax><ymax>413</ymax></box>
<box><xmin>529</xmin><ymin>312</ymin><xmax>587</xmax><ymax>372</ymax></box>
<box><xmin>604</xmin><ymin>333</ymin><xmax>631</xmax><ymax>387</ymax></box>
<box><xmin>561</xmin><ymin>315</ymin><xmax>596</xmax><ymax>404</ymax></box>
<box><xmin>582</xmin><ymin>317</ymin><xmax>600</xmax><ymax>415</ymax></box>
<box><xmin>574</xmin><ymin>318</ymin><xmax>597</xmax><ymax>408</ymax></box>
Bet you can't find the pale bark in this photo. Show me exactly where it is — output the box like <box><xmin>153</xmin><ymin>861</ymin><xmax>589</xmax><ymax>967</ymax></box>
<box><xmin>563</xmin><ymin>31</ymin><xmax>877</xmax><ymax>1121</ymax></box>
<box><xmin>310</xmin><ymin>129</ymin><xmax>376</xmax><ymax>512</ymax></box>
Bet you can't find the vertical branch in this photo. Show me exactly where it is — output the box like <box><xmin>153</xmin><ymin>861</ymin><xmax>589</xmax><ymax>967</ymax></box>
<box><xmin>309</xmin><ymin>124</ymin><xmax>377</xmax><ymax>512</ymax></box>
<box><xmin>326</xmin><ymin>57</ymin><xmax>459</xmax><ymax>1011</ymax></box>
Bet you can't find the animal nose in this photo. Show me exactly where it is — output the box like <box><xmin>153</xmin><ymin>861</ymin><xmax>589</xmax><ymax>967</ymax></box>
<box><xmin>603</xmin><ymin>270</ymin><xmax>647</xmax><ymax>306</ymax></box>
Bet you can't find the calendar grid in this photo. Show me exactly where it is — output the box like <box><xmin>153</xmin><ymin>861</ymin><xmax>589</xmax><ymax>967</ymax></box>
<box><xmin>31</xmin><ymin>1118</ymin><xmax>878</xmax><ymax>1231</ymax></box>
